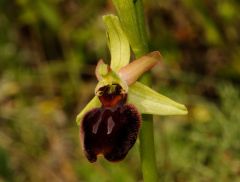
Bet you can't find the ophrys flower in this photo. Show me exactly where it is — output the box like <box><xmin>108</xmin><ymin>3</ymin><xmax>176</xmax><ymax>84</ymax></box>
<box><xmin>76</xmin><ymin>15</ymin><xmax>187</xmax><ymax>162</ymax></box>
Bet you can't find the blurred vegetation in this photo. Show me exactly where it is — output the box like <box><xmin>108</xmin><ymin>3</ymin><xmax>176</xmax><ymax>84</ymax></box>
<box><xmin>0</xmin><ymin>0</ymin><xmax>240</xmax><ymax>181</ymax></box>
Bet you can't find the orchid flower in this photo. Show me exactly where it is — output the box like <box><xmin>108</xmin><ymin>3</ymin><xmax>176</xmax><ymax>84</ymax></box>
<box><xmin>76</xmin><ymin>15</ymin><xmax>187</xmax><ymax>163</ymax></box>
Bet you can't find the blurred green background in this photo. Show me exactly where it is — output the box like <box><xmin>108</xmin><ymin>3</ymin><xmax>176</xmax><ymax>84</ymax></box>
<box><xmin>0</xmin><ymin>0</ymin><xmax>240</xmax><ymax>181</ymax></box>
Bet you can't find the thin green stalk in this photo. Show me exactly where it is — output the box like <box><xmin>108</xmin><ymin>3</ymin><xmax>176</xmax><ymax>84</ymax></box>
<box><xmin>112</xmin><ymin>0</ymin><xmax>158</xmax><ymax>181</ymax></box>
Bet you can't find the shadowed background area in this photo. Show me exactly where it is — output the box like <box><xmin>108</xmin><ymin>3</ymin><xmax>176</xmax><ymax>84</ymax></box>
<box><xmin>0</xmin><ymin>0</ymin><xmax>240</xmax><ymax>181</ymax></box>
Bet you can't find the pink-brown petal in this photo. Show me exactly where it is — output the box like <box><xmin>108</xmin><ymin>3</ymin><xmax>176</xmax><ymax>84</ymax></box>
<box><xmin>118</xmin><ymin>51</ymin><xmax>163</xmax><ymax>85</ymax></box>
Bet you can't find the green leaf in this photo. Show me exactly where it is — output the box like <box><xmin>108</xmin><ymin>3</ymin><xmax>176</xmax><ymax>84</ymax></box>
<box><xmin>128</xmin><ymin>82</ymin><xmax>188</xmax><ymax>115</ymax></box>
<box><xmin>103</xmin><ymin>15</ymin><xmax>130</xmax><ymax>71</ymax></box>
<box><xmin>76</xmin><ymin>96</ymin><xmax>101</xmax><ymax>125</ymax></box>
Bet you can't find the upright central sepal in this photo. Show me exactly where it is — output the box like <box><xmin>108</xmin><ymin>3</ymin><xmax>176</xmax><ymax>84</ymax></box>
<box><xmin>103</xmin><ymin>15</ymin><xmax>130</xmax><ymax>71</ymax></box>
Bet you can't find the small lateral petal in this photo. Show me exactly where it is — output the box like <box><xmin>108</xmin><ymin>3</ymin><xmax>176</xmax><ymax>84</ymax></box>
<box><xmin>95</xmin><ymin>59</ymin><xmax>109</xmax><ymax>81</ymax></box>
<box><xmin>128</xmin><ymin>82</ymin><xmax>188</xmax><ymax>115</ymax></box>
<box><xmin>118</xmin><ymin>51</ymin><xmax>162</xmax><ymax>85</ymax></box>
<box><xmin>76</xmin><ymin>96</ymin><xmax>101</xmax><ymax>125</ymax></box>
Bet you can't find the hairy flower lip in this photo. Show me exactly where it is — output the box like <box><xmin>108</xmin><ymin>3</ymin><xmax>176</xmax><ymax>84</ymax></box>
<box><xmin>80</xmin><ymin>94</ymin><xmax>141</xmax><ymax>163</ymax></box>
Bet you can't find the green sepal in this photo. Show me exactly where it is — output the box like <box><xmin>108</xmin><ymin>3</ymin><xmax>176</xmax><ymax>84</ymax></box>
<box><xmin>76</xmin><ymin>96</ymin><xmax>101</xmax><ymax>125</ymax></box>
<box><xmin>103</xmin><ymin>15</ymin><xmax>130</xmax><ymax>71</ymax></box>
<box><xmin>128</xmin><ymin>82</ymin><xmax>188</xmax><ymax>115</ymax></box>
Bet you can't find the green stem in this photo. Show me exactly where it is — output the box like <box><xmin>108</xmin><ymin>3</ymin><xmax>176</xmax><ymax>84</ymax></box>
<box><xmin>140</xmin><ymin>115</ymin><xmax>157</xmax><ymax>181</ymax></box>
<box><xmin>112</xmin><ymin>0</ymin><xmax>158</xmax><ymax>181</ymax></box>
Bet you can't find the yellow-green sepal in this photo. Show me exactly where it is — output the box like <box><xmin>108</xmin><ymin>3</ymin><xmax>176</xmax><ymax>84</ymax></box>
<box><xmin>128</xmin><ymin>82</ymin><xmax>188</xmax><ymax>115</ymax></box>
<box><xmin>103</xmin><ymin>15</ymin><xmax>130</xmax><ymax>71</ymax></box>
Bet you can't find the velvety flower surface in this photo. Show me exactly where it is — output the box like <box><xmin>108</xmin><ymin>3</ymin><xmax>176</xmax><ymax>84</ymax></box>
<box><xmin>81</xmin><ymin>85</ymin><xmax>141</xmax><ymax>162</ymax></box>
<box><xmin>76</xmin><ymin>15</ymin><xmax>187</xmax><ymax>162</ymax></box>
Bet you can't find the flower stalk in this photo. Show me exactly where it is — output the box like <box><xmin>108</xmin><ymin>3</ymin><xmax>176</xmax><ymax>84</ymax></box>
<box><xmin>112</xmin><ymin>0</ymin><xmax>158</xmax><ymax>181</ymax></box>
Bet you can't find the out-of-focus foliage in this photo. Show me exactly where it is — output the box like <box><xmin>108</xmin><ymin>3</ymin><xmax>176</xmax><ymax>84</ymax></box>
<box><xmin>0</xmin><ymin>0</ymin><xmax>239</xmax><ymax>181</ymax></box>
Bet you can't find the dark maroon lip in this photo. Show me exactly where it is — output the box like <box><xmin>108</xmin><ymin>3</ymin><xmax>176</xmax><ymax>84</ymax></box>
<box><xmin>80</xmin><ymin>84</ymin><xmax>141</xmax><ymax>162</ymax></box>
<box><xmin>81</xmin><ymin>104</ymin><xmax>141</xmax><ymax>162</ymax></box>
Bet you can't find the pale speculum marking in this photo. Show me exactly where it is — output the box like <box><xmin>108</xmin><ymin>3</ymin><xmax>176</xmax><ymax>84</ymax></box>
<box><xmin>92</xmin><ymin>112</ymin><xmax>103</xmax><ymax>134</ymax></box>
<box><xmin>107</xmin><ymin>116</ymin><xmax>115</xmax><ymax>134</ymax></box>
